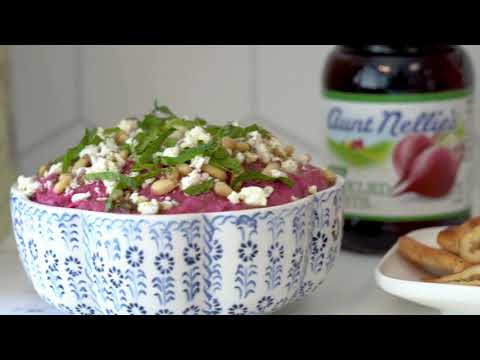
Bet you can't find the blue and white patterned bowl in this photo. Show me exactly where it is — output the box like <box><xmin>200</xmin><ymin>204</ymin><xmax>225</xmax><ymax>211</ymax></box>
<box><xmin>10</xmin><ymin>177</ymin><xmax>344</xmax><ymax>315</ymax></box>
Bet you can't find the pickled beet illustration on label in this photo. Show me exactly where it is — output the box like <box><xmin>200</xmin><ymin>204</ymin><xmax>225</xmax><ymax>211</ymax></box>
<box><xmin>392</xmin><ymin>131</ymin><xmax>464</xmax><ymax>199</ymax></box>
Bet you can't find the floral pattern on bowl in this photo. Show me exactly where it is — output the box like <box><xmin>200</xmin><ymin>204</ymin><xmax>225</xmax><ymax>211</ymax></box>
<box><xmin>10</xmin><ymin>177</ymin><xmax>344</xmax><ymax>315</ymax></box>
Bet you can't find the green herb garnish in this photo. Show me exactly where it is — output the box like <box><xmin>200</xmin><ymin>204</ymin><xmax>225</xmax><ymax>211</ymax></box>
<box><xmin>184</xmin><ymin>179</ymin><xmax>215</xmax><ymax>196</ymax></box>
<box><xmin>231</xmin><ymin>171</ymin><xmax>293</xmax><ymax>191</ymax></box>
<box><xmin>60</xmin><ymin>128</ymin><xmax>102</xmax><ymax>173</ymax></box>
<box><xmin>103</xmin><ymin>127</ymin><xmax>121</xmax><ymax>136</ymax></box>
<box><xmin>160</xmin><ymin>142</ymin><xmax>217</xmax><ymax>166</ymax></box>
<box><xmin>137</xmin><ymin>128</ymin><xmax>176</xmax><ymax>163</ymax></box>
<box><xmin>84</xmin><ymin>172</ymin><xmax>140</xmax><ymax>190</ymax></box>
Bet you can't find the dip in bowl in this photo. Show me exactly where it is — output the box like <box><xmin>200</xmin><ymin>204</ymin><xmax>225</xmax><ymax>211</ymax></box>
<box><xmin>11</xmin><ymin>103</ymin><xmax>344</xmax><ymax>315</ymax></box>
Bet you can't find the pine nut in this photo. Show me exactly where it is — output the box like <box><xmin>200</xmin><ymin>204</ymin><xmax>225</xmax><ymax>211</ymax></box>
<box><xmin>202</xmin><ymin>164</ymin><xmax>227</xmax><ymax>181</ymax></box>
<box><xmin>323</xmin><ymin>169</ymin><xmax>336</xmax><ymax>185</ymax></box>
<box><xmin>115</xmin><ymin>130</ymin><xmax>129</xmax><ymax>145</ymax></box>
<box><xmin>285</xmin><ymin>145</ymin><xmax>294</xmax><ymax>157</ymax></box>
<box><xmin>53</xmin><ymin>174</ymin><xmax>72</xmax><ymax>194</ymax></box>
<box><xmin>235</xmin><ymin>142</ymin><xmax>250</xmax><ymax>152</ymax></box>
<box><xmin>177</xmin><ymin>164</ymin><xmax>192</xmax><ymax>176</ymax></box>
<box><xmin>214</xmin><ymin>181</ymin><xmax>233</xmax><ymax>198</ymax></box>
<box><xmin>151</xmin><ymin>179</ymin><xmax>177</xmax><ymax>196</ymax></box>
<box><xmin>244</xmin><ymin>152</ymin><xmax>259</xmax><ymax>164</ymax></box>
<box><xmin>262</xmin><ymin>162</ymin><xmax>280</xmax><ymax>176</ymax></box>
<box><xmin>273</xmin><ymin>146</ymin><xmax>288</xmax><ymax>159</ymax></box>
<box><xmin>120</xmin><ymin>149</ymin><xmax>129</xmax><ymax>160</ymax></box>
<box><xmin>72</xmin><ymin>157</ymin><xmax>90</xmax><ymax>171</ymax></box>
<box><xmin>222</xmin><ymin>137</ymin><xmax>237</xmax><ymax>150</ymax></box>
<box><xmin>165</xmin><ymin>167</ymin><xmax>180</xmax><ymax>181</ymax></box>
<box><xmin>37</xmin><ymin>164</ymin><xmax>48</xmax><ymax>177</ymax></box>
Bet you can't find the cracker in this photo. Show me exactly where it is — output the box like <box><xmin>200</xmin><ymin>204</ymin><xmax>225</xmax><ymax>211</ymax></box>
<box><xmin>398</xmin><ymin>236</ymin><xmax>471</xmax><ymax>277</ymax></box>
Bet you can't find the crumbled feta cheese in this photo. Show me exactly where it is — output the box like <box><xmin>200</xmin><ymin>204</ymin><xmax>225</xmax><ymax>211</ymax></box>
<box><xmin>17</xmin><ymin>176</ymin><xmax>40</xmax><ymax>197</ymax></box>
<box><xmin>227</xmin><ymin>191</ymin><xmax>241</xmax><ymax>205</ymax></box>
<box><xmin>130</xmin><ymin>192</ymin><xmax>148</xmax><ymax>205</ymax></box>
<box><xmin>99</xmin><ymin>138</ymin><xmax>119</xmax><ymax>157</ymax></box>
<box><xmin>94</xmin><ymin>187</ymin><xmax>100</xmax><ymax>194</ymax></box>
<box><xmin>270</xmin><ymin>169</ymin><xmax>287</xmax><ymax>178</ymax></box>
<box><xmin>190</xmin><ymin>156</ymin><xmax>209</xmax><ymax>171</ymax></box>
<box><xmin>308</xmin><ymin>185</ymin><xmax>318</xmax><ymax>194</ymax></box>
<box><xmin>235</xmin><ymin>152</ymin><xmax>245</xmax><ymax>164</ymax></box>
<box><xmin>161</xmin><ymin>146</ymin><xmax>180</xmax><ymax>158</ymax></box>
<box><xmin>129</xmin><ymin>172</ymin><xmax>140</xmax><ymax>178</ymax></box>
<box><xmin>142</xmin><ymin>178</ymin><xmax>155</xmax><ymax>189</ymax></box>
<box><xmin>47</xmin><ymin>162</ymin><xmax>63</xmax><ymax>176</ymax></box>
<box><xmin>79</xmin><ymin>144</ymin><xmax>99</xmax><ymax>159</ymax></box>
<box><xmin>239</xmin><ymin>186</ymin><xmax>269</xmax><ymax>207</ymax></box>
<box><xmin>69</xmin><ymin>178</ymin><xmax>80</xmax><ymax>190</ymax></box>
<box><xmin>256</xmin><ymin>143</ymin><xmax>271</xmax><ymax>163</ymax></box>
<box><xmin>86</xmin><ymin>158</ymin><xmax>107</xmax><ymax>173</ymax></box>
<box><xmin>103</xmin><ymin>180</ymin><xmax>117</xmax><ymax>195</ymax></box>
<box><xmin>180</xmin><ymin>126</ymin><xmax>212</xmax><ymax>149</ymax></box>
<box><xmin>297</xmin><ymin>153</ymin><xmax>311</xmax><ymax>165</ymax></box>
<box><xmin>159</xmin><ymin>199</ymin><xmax>179</xmax><ymax>211</ymax></box>
<box><xmin>180</xmin><ymin>169</ymin><xmax>210</xmax><ymax>190</ymax></box>
<box><xmin>118</xmin><ymin>119</ymin><xmax>138</xmax><ymax>134</ymax></box>
<box><xmin>71</xmin><ymin>192</ymin><xmax>91</xmax><ymax>203</ymax></box>
<box><xmin>281</xmin><ymin>159</ymin><xmax>298</xmax><ymax>174</ymax></box>
<box><xmin>246</xmin><ymin>131</ymin><xmax>262</xmax><ymax>146</ymax></box>
<box><xmin>125</xmin><ymin>138</ymin><xmax>138</xmax><ymax>148</ymax></box>
<box><xmin>96</xmin><ymin>127</ymin><xmax>105</xmax><ymax>139</ymax></box>
<box><xmin>263</xmin><ymin>186</ymin><xmax>274</xmax><ymax>198</ymax></box>
<box><xmin>137</xmin><ymin>199</ymin><xmax>160</xmax><ymax>215</ymax></box>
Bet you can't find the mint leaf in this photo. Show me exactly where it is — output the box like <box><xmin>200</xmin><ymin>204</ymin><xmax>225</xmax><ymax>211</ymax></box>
<box><xmin>103</xmin><ymin>127</ymin><xmax>121</xmax><ymax>135</ymax></box>
<box><xmin>163</xmin><ymin>137</ymin><xmax>177</xmax><ymax>148</ymax></box>
<box><xmin>161</xmin><ymin>142</ymin><xmax>216</xmax><ymax>166</ymax></box>
<box><xmin>138</xmin><ymin>128</ymin><xmax>176</xmax><ymax>163</ymax></box>
<box><xmin>138</xmin><ymin>114</ymin><xmax>166</xmax><ymax>131</ymax></box>
<box><xmin>105</xmin><ymin>186</ymin><xmax>123</xmax><ymax>212</ymax></box>
<box><xmin>84</xmin><ymin>172</ymin><xmax>140</xmax><ymax>190</ymax></box>
<box><xmin>61</xmin><ymin>128</ymin><xmax>102</xmax><ymax>172</ymax></box>
<box><xmin>231</xmin><ymin>171</ymin><xmax>293</xmax><ymax>191</ymax></box>
<box><xmin>210</xmin><ymin>157</ymin><xmax>242</xmax><ymax>175</ymax></box>
<box><xmin>184</xmin><ymin>179</ymin><xmax>214</xmax><ymax>196</ymax></box>
<box><xmin>244</xmin><ymin>124</ymin><xmax>270</xmax><ymax>138</ymax></box>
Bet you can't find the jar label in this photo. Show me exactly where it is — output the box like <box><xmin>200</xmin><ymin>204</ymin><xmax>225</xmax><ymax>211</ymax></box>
<box><xmin>323</xmin><ymin>89</ymin><xmax>473</xmax><ymax>222</ymax></box>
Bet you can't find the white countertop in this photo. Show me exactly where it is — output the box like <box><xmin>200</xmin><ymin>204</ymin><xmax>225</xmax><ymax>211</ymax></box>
<box><xmin>0</xmin><ymin>236</ymin><xmax>435</xmax><ymax>315</ymax></box>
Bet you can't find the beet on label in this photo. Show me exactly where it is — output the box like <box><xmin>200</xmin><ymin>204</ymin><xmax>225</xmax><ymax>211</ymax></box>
<box><xmin>323</xmin><ymin>89</ymin><xmax>473</xmax><ymax>222</ymax></box>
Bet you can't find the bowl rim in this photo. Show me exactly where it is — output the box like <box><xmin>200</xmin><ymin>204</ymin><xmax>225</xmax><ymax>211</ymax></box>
<box><xmin>10</xmin><ymin>176</ymin><xmax>344</xmax><ymax>219</ymax></box>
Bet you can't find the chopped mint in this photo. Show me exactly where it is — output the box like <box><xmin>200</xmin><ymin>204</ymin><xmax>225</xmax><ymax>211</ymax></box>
<box><xmin>103</xmin><ymin>127</ymin><xmax>121</xmax><ymax>135</ymax></box>
<box><xmin>61</xmin><ymin>128</ymin><xmax>102</xmax><ymax>173</ymax></box>
<box><xmin>184</xmin><ymin>179</ymin><xmax>215</xmax><ymax>196</ymax></box>
<box><xmin>231</xmin><ymin>171</ymin><xmax>294</xmax><ymax>191</ymax></box>
<box><xmin>161</xmin><ymin>142</ymin><xmax>217</xmax><ymax>166</ymax></box>
<box><xmin>137</xmin><ymin>128</ymin><xmax>176</xmax><ymax>163</ymax></box>
<box><xmin>84</xmin><ymin>172</ymin><xmax>140</xmax><ymax>190</ymax></box>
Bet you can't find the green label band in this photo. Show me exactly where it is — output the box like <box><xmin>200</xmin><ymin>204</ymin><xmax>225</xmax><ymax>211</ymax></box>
<box><xmin>323</xmin><ymin>89</ymin><xmax>472</xmax><ymax>103</ymax></box>
<box><xmin>345</xmin><ymin>209</ymin><xmax>471</xmax><ymax>223</ymax></box>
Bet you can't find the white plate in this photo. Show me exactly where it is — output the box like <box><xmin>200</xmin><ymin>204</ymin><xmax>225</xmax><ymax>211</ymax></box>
<box><xmin>375</xmin><ymin>226</ymin><xmax>480</xmax><ymax>315</ymax></box>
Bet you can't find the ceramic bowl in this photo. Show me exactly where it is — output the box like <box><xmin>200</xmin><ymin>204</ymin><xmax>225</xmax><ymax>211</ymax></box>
<box><xmin>10</xmin><ymin>177</ymin><xmax>344</xmax><ymax>315</ymax></box>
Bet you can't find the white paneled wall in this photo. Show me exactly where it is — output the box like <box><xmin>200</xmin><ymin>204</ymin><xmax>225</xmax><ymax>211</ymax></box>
<box><xmin>10</xmin><ymin>45</ymin><xmax>480</xmax><ymax>175</ymax></box>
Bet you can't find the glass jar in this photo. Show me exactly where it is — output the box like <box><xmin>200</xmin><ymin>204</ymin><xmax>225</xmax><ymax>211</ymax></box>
<box><xmin>322</xmin><ymin>45</ymin><xmax>474</xmax><ymax>253</ymax></box>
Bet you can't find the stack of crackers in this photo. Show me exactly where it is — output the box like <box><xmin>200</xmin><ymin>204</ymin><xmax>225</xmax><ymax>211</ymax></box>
<box><xmin>398</xmin><ymin>218</ymin><xmax>480</xmax><ymax>286</ymax></box>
